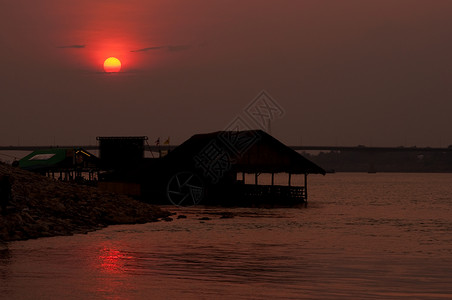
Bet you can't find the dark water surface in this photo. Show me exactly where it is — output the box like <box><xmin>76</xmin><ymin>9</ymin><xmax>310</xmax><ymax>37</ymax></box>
<box><xmin>1</xmin><ymin>173</ymin><xmax>452</xmax><ymax>299</ymax></box>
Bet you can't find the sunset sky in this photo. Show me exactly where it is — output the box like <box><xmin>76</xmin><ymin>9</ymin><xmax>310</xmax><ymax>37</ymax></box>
<box><xmin>1</xmin><ymin>0</ymin><xmax>452</xmax><ymax>147</ymax></box>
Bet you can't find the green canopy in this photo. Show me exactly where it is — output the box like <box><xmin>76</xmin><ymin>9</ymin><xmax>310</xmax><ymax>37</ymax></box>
<box><xmin>19</xmin><ymin>149</ymin><xmax>70</xmax><ymax>171</ymax></box>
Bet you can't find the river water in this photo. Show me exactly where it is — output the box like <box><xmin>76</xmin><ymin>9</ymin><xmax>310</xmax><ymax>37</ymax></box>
<box><xmin>1</xmin><ymin>173</ymin><xmax>452</xmax><ymax>299</ymax></box>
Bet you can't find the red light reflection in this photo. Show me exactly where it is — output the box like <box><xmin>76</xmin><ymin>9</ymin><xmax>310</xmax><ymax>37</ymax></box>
<box><xmin>98</xmin><ymin>247</ymin><xmax>134</xmax><ymax>274</ymax></box>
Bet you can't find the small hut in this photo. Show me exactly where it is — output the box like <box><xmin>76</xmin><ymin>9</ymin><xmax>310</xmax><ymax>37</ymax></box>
<box><xmin>19</xmin><ymin>148</ymin><xmax>99</xmax><ymax>182</ymax></box>
<box><xmin>96</xmin><ymin>136</ymin><xmax>148</xmax><ymax>196</ymax></box>
<box><xmin>140</xmin><ymin>130</ymin><xmax>325</xmax><ymax>206</ymax></box>
<box><xmin>96</xmin><ymin>136</ymin><xmax>147</xmax><ymax>169</ymax></box>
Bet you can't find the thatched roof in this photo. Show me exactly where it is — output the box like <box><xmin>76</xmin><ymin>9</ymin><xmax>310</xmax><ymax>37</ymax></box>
<box><xmin>165</xmin><ymin>130</ymin><xmax>325</xmax><ymax>175</ymax></box>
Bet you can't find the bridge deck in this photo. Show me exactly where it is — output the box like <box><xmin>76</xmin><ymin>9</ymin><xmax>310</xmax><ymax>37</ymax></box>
<box><xmin>1</xmin><ymin>145</ymin><xmax>451</xmax><ymax>153</ymax></box>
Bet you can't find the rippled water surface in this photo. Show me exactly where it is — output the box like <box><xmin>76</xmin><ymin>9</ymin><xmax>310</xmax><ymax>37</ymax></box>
<box><xmin>1</xmin><ymin>173</ymin><xmax>452</xmax><ymax>299</ymax></box>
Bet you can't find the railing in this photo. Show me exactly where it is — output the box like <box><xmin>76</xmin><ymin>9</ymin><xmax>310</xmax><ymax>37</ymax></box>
<box><xmin>232</xmin><ymin>184</ymin><xmax>306</xmax><ymax>205</ymax></box>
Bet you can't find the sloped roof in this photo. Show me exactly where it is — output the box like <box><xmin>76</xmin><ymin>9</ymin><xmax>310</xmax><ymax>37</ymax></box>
<box><xmin>165</xmin><ymin>130</ymin><xmax>326</xmax><ymax>175</ymax></box>
<box><xmin>19</xmin><ymin>148</ymin><xmax>98</xmax><ymax>171</ymax></box>
<box><xmin>19</xmin><ymin>149</ymin><xmax>68</xmax><ymax>170</ymax></box>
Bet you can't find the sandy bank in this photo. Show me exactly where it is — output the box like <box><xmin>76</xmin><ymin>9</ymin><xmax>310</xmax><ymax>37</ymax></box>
<box><xmin>0</xmin><ymin>163</ymin><xmax>170</xmax><ymax>242</ymax></box>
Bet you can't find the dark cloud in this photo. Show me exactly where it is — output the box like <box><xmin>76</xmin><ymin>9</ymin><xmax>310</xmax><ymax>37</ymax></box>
<box><xmin>130</xmin><ymin>46</ymin><xmax>165</xmax><ymax>52</ymax></box>
<box><xmin>130</xmin><ymin>45</ymin><xmax>191</xmax><ymax>53</ymax></box>
<box><xmin>56</xmin><ymin>44</ymin><xmax>85</xmax><ymax>49</ymax></box>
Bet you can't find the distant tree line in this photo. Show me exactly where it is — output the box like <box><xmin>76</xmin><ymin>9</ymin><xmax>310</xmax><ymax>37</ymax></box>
<box><xmin>302</xmin><ymin>150</ymin><xmax>452</xmax><ymax>173</ymax></box>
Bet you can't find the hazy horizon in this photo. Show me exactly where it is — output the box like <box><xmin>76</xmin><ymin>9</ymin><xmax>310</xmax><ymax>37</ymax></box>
<box><xmin>2</xmin><ymin>0</ymin><xmax>452</xmax><ymax>148</ymax></box>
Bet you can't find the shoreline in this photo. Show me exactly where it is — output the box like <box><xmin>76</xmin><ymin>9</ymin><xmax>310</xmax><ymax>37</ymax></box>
<box><xmin>0</xmin><ymin>163</ymin><xmax>171</xmax><ymax>242</ymax></box>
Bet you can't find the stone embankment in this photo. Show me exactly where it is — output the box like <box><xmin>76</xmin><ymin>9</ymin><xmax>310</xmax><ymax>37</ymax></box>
<box><xmin>0</xmin><ymin>163</ymin><xmax>170</xmax><ymax>241</ymax></box>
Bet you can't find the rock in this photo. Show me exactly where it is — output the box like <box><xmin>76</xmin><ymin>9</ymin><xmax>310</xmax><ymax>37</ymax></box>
<box><xmin>177</xmin><ymin>215</ymin><xmax>187</xmax><ymax>219</ymax></box>
<box><xmin>21</xmin><ymin>212</ymin><xmax>35</xmax><ymax>223</ymax></box>
<box><xmin>51</xmin><ymin>201</ymin><xmax>66</xmax><ymax>213</ymax></box>
<box><xmin>0</xmin><ymin>162</ymin><xmax>171</xmax><ymax>242</ymax></box>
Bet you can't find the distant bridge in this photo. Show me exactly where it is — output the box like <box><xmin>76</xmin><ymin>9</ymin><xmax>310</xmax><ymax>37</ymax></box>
<box><xmin>1</xmin><ymin>145</ymin><xmax>451</xmax><ymax>153</ymax></box>
<box><xmin>289</xmin><ymin>146</ymin><xmax>452</xmax><ymax>153</ymax></box>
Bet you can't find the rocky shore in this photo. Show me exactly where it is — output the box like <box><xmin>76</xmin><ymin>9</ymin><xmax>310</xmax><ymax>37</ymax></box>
<box><xmin>0</xmin><ymin>163</ymin><xmax>170</xmax><ymax>242</ymax></box>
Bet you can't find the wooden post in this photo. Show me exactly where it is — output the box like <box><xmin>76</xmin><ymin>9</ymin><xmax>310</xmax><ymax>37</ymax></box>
<box><xmin>288</xmin><ymin>173</ymin><xmax>292</xmax><ymax>186</ymax></box>
<box><xmin>242</xmin><ymin>172</ymin><xmax>245</xmax><ymax>183</ymax></box>
<box><xmin>271</xmin><ymin>173</ymin><xmax>274</xmax><ymax>186</ymax></box>
<box><xmin>304</xmin><ymin>173</ymin><xmax>308</xmax><ymax>203</ymax></box>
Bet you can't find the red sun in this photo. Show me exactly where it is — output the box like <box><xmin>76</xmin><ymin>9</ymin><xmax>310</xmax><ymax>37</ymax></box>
<box><xmin>103</xmin><ymin>57</ymin><xmax>121</xmax><ymax>73</ymax></box>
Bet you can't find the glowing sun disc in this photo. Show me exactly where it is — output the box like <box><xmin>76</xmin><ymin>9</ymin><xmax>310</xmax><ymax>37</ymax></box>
<box><xmin>103</xmin><ymin>57</ymin><xmax>121</xmax><ymax>73</ymax></box>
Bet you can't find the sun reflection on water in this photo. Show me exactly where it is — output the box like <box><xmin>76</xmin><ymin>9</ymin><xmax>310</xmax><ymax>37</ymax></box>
<box><xmin>98</xmin><ymin>246</ymin><xmax>135</xmax><ymax>274</ymax></box>
<box><xmin>92</xmin><ymin>244</ymin><xmax>139</xmax><ymax>299</ymax></box>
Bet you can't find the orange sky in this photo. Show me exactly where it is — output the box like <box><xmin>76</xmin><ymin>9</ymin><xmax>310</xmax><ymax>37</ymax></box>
<box><xmin>1</xmin><ymin>0</ymin><xmax>452</xmax><ymax>147</ymax></box>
